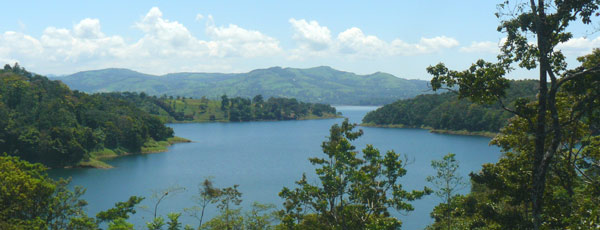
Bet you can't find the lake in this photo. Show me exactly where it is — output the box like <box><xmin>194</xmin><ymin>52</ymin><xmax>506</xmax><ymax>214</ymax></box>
<box><xmin>49</xmin><ymin>106</ymin><xmax>501</xmax><ymax>229</ymax></box>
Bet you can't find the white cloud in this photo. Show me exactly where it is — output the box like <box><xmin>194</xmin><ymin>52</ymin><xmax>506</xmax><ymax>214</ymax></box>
<box><xmin>418</xmin><ymin>36</ymin><xmax>460</xmax><ymax>51</ymax></box>
<box><xmin>389</xmin><ymin>36</ymin><xmax>459</xmax><ymax>56</ymax></box>
<box><xmin>206</xmin><ymin>20</ymin><xmax>282</xmax><ymax>57</ymax></box>
<box><xmin>289</xmin><ymin>18</ymin><xmax>332</xmax><ymax>51</ymax></box>
<box><xmin>0</xmin><ymin>9</ymin><xmax>463</xmax><ymax>75</ymax></box>
<box><xmin>135</xmin><ymin>7</ymin><xmax>195</xmax><ymax>49</ymax></box>
<box><xmin>459</xmin><ymin>41</ymin><xmax>500</xmax><ymax>53</ymax></box>
<box><xmin>337</xmin><ymin>27</ymin><xmax>387</xmax><ymax>55</ymax></box>
<box><xmin>0</xmin><ymin>7</ymin><xmax>282</xmax><ymax>74</ymax></box>
<box><xmin>73</xmin><ymin>18</ymin><xmax>104</xmax><ymax>39</ymax></box>
<box><xmin>457</xmin><ymin>36</ymin><xmax>600</xmax><ymax>56</ymax></box>
<box><xmin>288</xmin><ymin>19</ymin><xmax>459</xmax><ymax>59</ymax></box>
<box><xmin>336</xmin><ymin>28</ymin><xmax>458</xmax><ymax>57</ymax></box>
<box><xmin>557</xmin><ymin>36</ymin><xmax>600</xmax><ymax>56</ymax></box>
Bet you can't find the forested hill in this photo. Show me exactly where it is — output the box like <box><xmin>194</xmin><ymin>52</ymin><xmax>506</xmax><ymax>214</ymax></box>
<box><xmin>362</xmin><ymin>80</ymin><xmax>539</xmax><ymax>133</ymax></box>
<box><xmin>103</xmin><ymin>93</ymin><xmax>339</xmax><ymax>123</ymax></box>
<box><xmin>52</xmin><ymin>66</ymin><xmax>429</xmax><ymax>105</ymax></box>
<box><xmin>0</xmin><ymin>64</ymin><xmax>175</xmax><ymax>168</ymax></box>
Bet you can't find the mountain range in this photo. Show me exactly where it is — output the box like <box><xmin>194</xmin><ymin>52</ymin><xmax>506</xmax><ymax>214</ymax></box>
<box><xmin>52</xmin><ymin>66</ymin><xmax>431</xmax><ymax>105</ymax></box>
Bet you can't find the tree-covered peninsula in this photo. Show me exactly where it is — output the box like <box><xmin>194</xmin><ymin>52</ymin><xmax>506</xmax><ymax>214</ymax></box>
<box><xmin>101</xmin><ymin>92</ymin><xmax>339</xmax><ymax>123</ymax></box>
<box><xmin>0</xmin><ymin>64</ymin><xmax>181</xmax><ymax>168</ymax></box>
<box><xmin>362</xmin><ymin>80</ymin><xmax>539</xmax><ymax>135</ymax></box>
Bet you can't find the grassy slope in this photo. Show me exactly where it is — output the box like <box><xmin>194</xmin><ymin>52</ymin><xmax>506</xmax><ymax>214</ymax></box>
<box><xmin>167</xmin><ymin>99</ymin><xmax>228</xmax><ymax>122</ymax></box>
<box><xmin>78</xmin><ymin>137</ymin><xmax>191</xmax><ymax>169</ymax></box>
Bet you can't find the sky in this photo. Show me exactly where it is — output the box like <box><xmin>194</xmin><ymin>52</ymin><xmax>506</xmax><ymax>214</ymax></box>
<box><xmin>0</xmin><ymin>0</ymin><xmax>598</xmax><ymax>80</ymax></box>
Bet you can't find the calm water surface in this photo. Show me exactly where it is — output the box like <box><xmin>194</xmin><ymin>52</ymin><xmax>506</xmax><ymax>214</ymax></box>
<box><xmin>50</xmin><ymin>106</ymin><xmax>500</xmax><ymax>229</ymax></box>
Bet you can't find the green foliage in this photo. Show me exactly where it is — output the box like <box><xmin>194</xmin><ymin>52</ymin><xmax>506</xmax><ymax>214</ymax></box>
<box><xmin>147</xmin><ymin>216</ymin><xmax>166</xmax><ymax>230</ymax></box>
<box><xmin>244</xmin><ymin>202</ymin><xmax>277</xmax><ymax>230</ymax></box>
<box><xmin>0</xmin><ymin>155</ymin><xmax>97</xmax><ymax>229</ymax></box>
<box><xmin>167</xmin><ymin>213</ymin><xmax>183</xmax><ymax>230</ymax></box>
<box><xmin>0</xmin><ymin>65</ymin><xmax>174</xmax><ymax>168</ymax></box>
<box><xmin>428</xmin><ymin>60</ymin><xmax>509</xmax><ymax>105</ymax></box>
<box><xmin>96</xmin><ymin>196</ymin><xmax>144</xmax><ymax>223</ymax></box>
<box><xmin>426</xmin><ymin>50</ymin><xmax>600</xmax><ymax>229</ymax></box>
<box><xmin>201</xmin><ymin>201</ymin><xmax>278</xmax><ymax>230</ymax></box>
<box><xmin>54</xmin><ymin>66</ymin><xmax>431</xmax><ymax>105</ymax></box>
<box><xmin>108</xmin><ymin>218</ymin><xmax>135</xmax><ymax>230</ymax></box>
<box><xmin>363</xmin><ymin>80</ymin><xmax>538</xmax><ymax>133</ymax></box>
<box><xmin>426</xmin><ymin>153</ymin><xmax>466</xmax><ymax>230</ymax></box>
<box><xmin>279</xmin><ymin>119</ymin><xmax>431</xmax><ymax>229</ymax></box>
<box><xmin>103</xmin><ymin>92</ymin><xmax>338</xmax><ymax>123</ymax></box>
<box><xmin>185</xmin><ymin>178</ymin><xmax>222</xmax><ymax>229</ymax></box>
<box><xmin>208</xmin><ymin>185</ymin><xmax>243</xmax><ymax>230</ymax></box>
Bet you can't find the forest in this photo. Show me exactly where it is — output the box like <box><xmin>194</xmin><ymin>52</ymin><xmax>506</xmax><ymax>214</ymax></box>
<box><xmin>101</xmin><ymin>92</ymin><xmax>338</xmax><ymax>123</ymax></box>
<box><xmin>362</xmin><ymin>80</ymin><xmax>538</xmax><ymax>134</ymax></box>
<box><xmin>0</xmin><ymin>64</ymin><xmax>175</xmax><ymax>168</ymax></box>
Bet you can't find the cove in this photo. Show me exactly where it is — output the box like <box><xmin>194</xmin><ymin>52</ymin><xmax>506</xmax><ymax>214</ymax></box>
<box><xmin>49</xmin><ymin>106</ymin><xmax>501</xmax><ymax>229</ymax></box>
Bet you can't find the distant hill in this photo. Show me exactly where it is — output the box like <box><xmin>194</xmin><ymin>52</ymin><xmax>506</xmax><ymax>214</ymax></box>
<box><xmin>53</xmin><ymin>66</ymin><xmax>430</xmax><ymax>105</ymax></box>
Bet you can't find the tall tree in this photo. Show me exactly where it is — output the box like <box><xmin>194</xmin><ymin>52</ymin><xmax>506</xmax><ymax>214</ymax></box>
<box><xmin>427</xmin><ymin>153</ymin><xmax>466</xmax><ymax>230</ymax></box>
<box><xmin>184</xmin><ymin>178</ymin><xmax>222</xmax><ymax>229</ymax></box>
<box><xmin>427</xmin><ymin>1</ymin><xmax>600</xmax><ymax>229</ymax></box>
<box><xmin>279</xmin><ymin>119</ymin><xmax>431</xmax><ymax>229</ymax></box>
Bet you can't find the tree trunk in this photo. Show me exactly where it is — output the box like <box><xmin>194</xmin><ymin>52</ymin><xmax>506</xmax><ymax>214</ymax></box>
<box><xmin>530</xmin><ymin>1</ymin><xmax>548</xmax><ymax>229</ymax></box>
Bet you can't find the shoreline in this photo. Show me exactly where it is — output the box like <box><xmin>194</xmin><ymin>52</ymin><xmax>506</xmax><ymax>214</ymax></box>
<box><xmin>74</xmin><ymin>136</ymin><xmax>192</xmax><ymax>169</ymax></box>
<box><xmin>74</xmin><ymin>115</ymin><xmax>341</xmax><ymax>169</ymax></box>
<box><xmin>360</xmin><ymin>123</ymin><xmax>497</xmax><ymax>138</ymax></box>
<box><xmin>165</xmin><ymin>113</ymin><xmax>342</xmax><ymax>124</ymax></box>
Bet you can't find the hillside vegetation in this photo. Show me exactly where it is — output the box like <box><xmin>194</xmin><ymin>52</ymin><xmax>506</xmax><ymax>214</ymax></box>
<box><xmin>362</xmin><ymin>80</ymin><xmax>539</xmax><ymax>134</ymax></box>
<box><xmin>103</xmin><ymin>93</ymin><xmax>339</xmax><ymax>123</ymax></box>
<box><xmin>53</xmin><ymin>66</ymin><xmax>429</xmax><ymax>105</ymax></box>
<box><xmin>0</xmin><ymin>64</ymin><xmax>177</xmax><ymax>168</ymax></box>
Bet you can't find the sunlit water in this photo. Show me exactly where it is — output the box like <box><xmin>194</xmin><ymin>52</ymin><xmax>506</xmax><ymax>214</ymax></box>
<box><xmin>49</xmin><ymin>106</ymin><xmax>500</xmax><ymax>229</ymax></box>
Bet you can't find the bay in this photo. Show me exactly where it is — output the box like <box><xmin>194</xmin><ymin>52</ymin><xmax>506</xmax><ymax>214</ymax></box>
<box><xmin>49</xmin><ymin>106</ymin><xmax>501</xmax><ymax>229</ymax></box>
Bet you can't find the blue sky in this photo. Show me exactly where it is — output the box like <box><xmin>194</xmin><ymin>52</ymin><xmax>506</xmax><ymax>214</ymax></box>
<box><xmin>0</xmin><ymin>1</ymin><xmax>598</xmax><ymax>79</ymax></box>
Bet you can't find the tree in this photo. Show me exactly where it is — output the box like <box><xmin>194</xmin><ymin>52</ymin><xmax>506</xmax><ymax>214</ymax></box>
<box><xmin>185</xmin><ymin>178</ymin><xmax>222</xmax><ymax>229</ymax></box>
<box><xmin>252</xmin><ymin>94</ymin><xmax>264</xmax><ymax>104</ymax></box>
<box><xmin>427</xmin><ymin>1</ymin><xmax>600</xmax><ymax>229</ymax></box>
<box><xmin>108</xmin><ymin>218</ymin><xmax>135</xmax><ymax>230</ymax></box>
<box><xmin>279</xmin><ymin>119</ymin><xmax>431</xmax><ymax>229</ymax></box>
<box><xmin>426</xmin><ymin>153</ymin><xmax>466</xmax><ymax>230</ymax></box>
<box><xmin>216</xmin><ymin>185</ymin><xmax>242</xmax><ymax>230</ymax></box>
<box><xmin>96</xmin><ymin>196</ymin><xmax>144</xmax><ymax>224</ymax></box>
<box><xmin>244</xmin><ymin>202</ymin><xmax>277</xmax><ymax>230</ymax></box>
<box><xmin>167</xmin><ymin>213</ymin><xmax>183</xmax><ymax>230</ymax></box>
<box><xmin>0</xmin><ymin>155</ymin><xmax>97</xmax><ymax>229</ymax></box>
<box><xmin>150</xmin><ymin>186</ymin><xmax>186</xmax><ymax>219</ymax></box>
<box><xmin>425</xmin><ymin>50</ymin><xmax>600</xmax><ymax>229</ymax></box>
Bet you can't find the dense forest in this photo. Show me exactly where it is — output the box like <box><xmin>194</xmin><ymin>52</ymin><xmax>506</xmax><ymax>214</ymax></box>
<box><xmin>362</xmin><ymin>80</ymin><xmax>539</xmax><ymax>133</ymax></box>
<box><xmin>100</xmin><ymin>93</ymin><xmax>339</xmax><ymax>123</ymax></box>
<box><xmin>0</xmin><ymin>64</ymin><xmax>175</xmax><ymax>168</ymax></box>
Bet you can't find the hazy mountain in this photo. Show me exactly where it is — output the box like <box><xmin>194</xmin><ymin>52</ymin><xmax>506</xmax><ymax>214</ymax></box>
<box><xmin>54</xmin><ymin>66</ymin><xmax>431</xmax><ymax>105</ymax></box>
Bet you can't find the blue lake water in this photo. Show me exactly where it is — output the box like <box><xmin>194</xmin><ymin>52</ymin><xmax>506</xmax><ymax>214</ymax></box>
<box><xmin>49</xmin><ymin>106</ymin><xmax>501</xmax><ymax>229</ymax></box>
